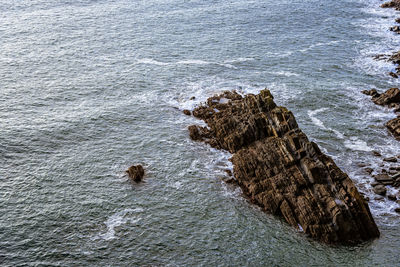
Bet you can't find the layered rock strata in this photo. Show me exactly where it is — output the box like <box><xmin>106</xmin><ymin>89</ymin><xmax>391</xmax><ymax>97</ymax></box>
<box><xmin>362</xmin><ymin>88</ymin><xmax>400</xmax><ymax>139</ymax></box>
<box><xmin>188</xmin><ymin>90</ymin><xmax>380</xmax><ymax>244</ymax></box>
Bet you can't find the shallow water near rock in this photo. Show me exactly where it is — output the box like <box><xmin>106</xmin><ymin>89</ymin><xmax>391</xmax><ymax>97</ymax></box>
<box><xmin>1</xmin><ymin>0</ymin><xmax>400</xmax><ymax>265</ymax></box>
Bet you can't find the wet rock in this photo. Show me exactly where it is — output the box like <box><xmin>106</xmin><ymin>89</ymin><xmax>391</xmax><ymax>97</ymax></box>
<box><xmin>374</xmin><ymin>174</ymin><xmax>394</xmax><ymax>185</ymax></box>
<box><xmin>224</xmin><ymin>169</ymin><xmax>233</xmax><ymax>177</ymax></box>
<box><xmin>382</xmin><ymin>0</ymin><xmax>400</xmax><ymax>10</ymax></box>
<box><xmin>183</xmin><ymin>109</ymin><xmax>191</xmax><ymax>116</ymax></box>
<box><xmin>372</xmin><ymin>88</ymin><xmax>400</xmax><ymax>106</ymax></box>
<box><xmin>372</xmin><ymin>151</ymin><xmax>382</xmax><ymax>157</ymax></box>
<box><xmin>362</xmin><ymin>89</ymin><xmax>380</xmax><ymax>97</ymax></box>
<box><xmin>371</xmin><ymin>181</ymin><xmax>381</xmax><ymax>187</ymax></box>
<box><xmin>386</xmin><ymin>116</ymin><xmax>400</xmax><ymax>140</ymax></box>
<box><xmin>389</xmin><ymin>71</ymin><xmax>399</xmax><ymax>78</ymax></box>
<box><xmin>126</xmin><ymin>164</ymin><xmax>145</xmax><ymax>182</ymax></box>
<box><xmin>384</xmin><ymin>156</ymin><xmax>398</xmax><ymax>162</ymax></box>
<box><xmin>373</xmin><ymin>185</ymin><xmax>387</xmax><ymax>196</ymax></box>
<box><xmin>224</xmin><ymin>177</ymin><xmax>237</xmax><ymax>184</ymax></box>
<box><xmin>373</xmin><ymin>54</ymin><xmax>389</xmax><ymax>61</ymax></box>
<box><xmin>390</xmin><ymin>25</ymin><xmax>400</xmax><ymax>32</ymax></box>
<box><xmin>357</xmin><ymin>163</ymin><xmax>367</xmax><ymax>168</ymax></box>
<box><xmin>188</xmin><ymin>89</ymin><xmax>380</xmax><ymax>244</ymax></box>
<box><xmin>390</xmin><ymin>51</ymin><xmax>400</xmax><ymax>65</ymax></box>
<box><xmin>364</xmin><ymin>167</ymin><xmax>374</xmax><ymax>174</ymax></box>
<box><xmin>388</xmin><ymin>194</ymin><xmax>397</xmax><ymax>201</ymax></box>
<box><xmin>190</xmin><ymin>96</ymin><xmax>196</xmax><ymax>100</ymax></box>
<box><xmin>395</xmin><ymin>207</ymin><xmax>400</xmax><ymax>213</ymax></box>
<box><xmin>396</xmin><ymin>18</ymin><xmax>400</xmax><ymax>23</ymax></box>
<box><xmin>390</xmin><ymin>166</ymin><xmax>400</xmax><ymax>171</ymax></box>
<box><xmin>396</xmin><ymin>200</ymin><xmax>400</xmax><ymax>205</ymax></box>
<box><xmin>393</xmin><ymin>172</ymin><xmax>400</xmax><ymax>179</ymax></box>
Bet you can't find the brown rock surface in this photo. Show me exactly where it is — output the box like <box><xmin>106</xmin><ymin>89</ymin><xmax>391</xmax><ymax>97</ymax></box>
<box><xmin>381</xmin><ymin>0</ymin><xmax>400</xmax><ymax>10</ymax></box>
<box><xmin>126</xmin><ymin>164</ymin><xmax>145</xmax><ymax>182</ymax></box>
<box><xmin>372</xmin><ymin>88</ymin><xmax>400</xmax><ymax>106</ymax></box>
<box><xmin>188</xmin><ymin>89</ymin><xmax>380</xmax><ymax>244</ymax></box>
<box><xmin>386</xmin><ymin>117</ymin><xmax>400</xmax><ymax>140</ymax></box>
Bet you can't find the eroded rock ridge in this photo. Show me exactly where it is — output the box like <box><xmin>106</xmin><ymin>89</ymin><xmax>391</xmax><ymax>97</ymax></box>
<box><xmin>188</xmin><ymin>89</ymin><xmax>380</xmax><ymax>244</ymax></box>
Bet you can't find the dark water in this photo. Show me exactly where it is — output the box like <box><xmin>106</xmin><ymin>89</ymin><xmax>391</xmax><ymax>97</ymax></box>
<box><xmin>1</xmin><ymin>0</ymin><xmax>400</xmax><ymax>265</ymax></box>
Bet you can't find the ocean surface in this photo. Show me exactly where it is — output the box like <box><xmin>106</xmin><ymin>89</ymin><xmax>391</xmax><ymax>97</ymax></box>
<box><xmin>1</xmin><ymin>0</ymin><xmax>400</xmax><ymax>265</ymax></box>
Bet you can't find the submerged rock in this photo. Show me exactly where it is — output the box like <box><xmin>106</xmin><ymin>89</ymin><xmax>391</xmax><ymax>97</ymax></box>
<box><xmin>126</xmin><ymin>164</ymin><xmax>145</xmax><ymax>182</ymax></box>
<box><xmin>373</xmin><ymin>185</ymin><xmax>387</xmax><ymax>196</ymax></box>
<box><xmin>188</xmin><ymin>89</ymin><xmax>380</xmax><ymax>244</ymax></box>
<box><xmin>183</xmin><ymin>109</ymin><xmax>191</xmax><ymax>116</ymax></box>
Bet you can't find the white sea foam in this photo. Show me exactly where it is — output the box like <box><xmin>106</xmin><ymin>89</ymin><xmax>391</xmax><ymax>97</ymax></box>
<box><xmin>308</xmin><ymin>108</ymin><xmax>329</xmax><ymax>130</ymax></box>
<box><xmin>298</xmin><ymin>40</ymin><xmax>342</xmax><ymax>53</ymax></box>
<box><xmin>267</xmin><ymin>71</ymin><xmax>300</xmax><ymax>77</ymax></box>
<box><xmin>99</xmin><ymin>208</ymin><xmax>143</xmax><ymax>241</ymax></box>
<box><xmin>136</xmin><ymin>58</ymin><xmax>245</xmax><ymax>69</ymax></box>
<box><xmin>223</xmin><ymin>57</ymin><xmax>255</xmax><ymax>63</ymax></box>
<box><xmin>344</xmin><ymin>137</ymin><xmax>373</xmax><ymax>152</ymax></box>
<box><xmin>136</xmin><ymin>58</ymin><xmax>169</xmax><ymax>66</ymax></box>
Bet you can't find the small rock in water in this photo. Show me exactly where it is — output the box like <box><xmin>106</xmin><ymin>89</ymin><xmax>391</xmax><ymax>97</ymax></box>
<box><xmin>224</xmin><ymin>169</ymin><xmax>233</xmax><ymax>176</ymax></box>
<box><xmin>374</xmin><ymin>174</ymin><xmax>394</xmax><ymax>185</ymax></box>
<box><xmin>395</xmin><ymin>207</ymin><xmax>400</xmax><ymax>213</ymax></box>
<box><xmin>373</xmin><ymin>184</ymin><xmax>387</xmax><ymax>196</ymax></box>
<box><xmin>396</xmin><ymin>17</ymin><xmax>400</xmax><ymax>23</ymax></box>
<box><xmin>372</xmin><ymin>150</ymin><xmax>382</xmax><ymax>157</ymax></box>
<box><xmin>388</xmin><ymin>194</ymin><xmax>397</xmax><ymax>201</ymax></box>
<box><xmin>384</xmin><ymin>157</ymin><xmax>398</xmax><ymax>162</ymax></box>
<box><xmin>190</xmin><ymin>96</ymin><xmax>196</xmax><ymax>100</ymax></box>
<box><xmin>389</xmin><ymin>166</ymin><xmax>400</xmax><ymax>171</ymax></box>
<box><xmin>389</xmin><ymin>71</ymin><xmax>399</xmax><ymax>78</ymax></box>
<box><xmin>126</xmin><ymin>164</ymin><xmax>145</xmax><ymax>182</ymax></box>
<box><xmin>183</xmin><ymin>109</ymin><xmax>191</xmax><ymax>116</ymax></box>
<box><xmin>362</xmin><ymin>89</ymin><xmax>379</xmax><ymax>97</ymax></box>
<box><xmin>364</xmin><ymin>167</ymin><xmax>374</xmax><ymax>174</ymax></box>
<box><xmin>371</xmin><ymin>181</ymin><xmax>381</xmax><ymax>187</ymax></box>
<box><xmin>358</xmin><ymin>163</ymin><xmax>367</xmax><ymax>168</ymax></box>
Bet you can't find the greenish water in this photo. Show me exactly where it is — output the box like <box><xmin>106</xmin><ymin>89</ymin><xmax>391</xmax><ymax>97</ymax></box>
<box><xmin>1</xmin><ymin>0</ymin><xmax>400</xmax><ymax>265</ymax></box>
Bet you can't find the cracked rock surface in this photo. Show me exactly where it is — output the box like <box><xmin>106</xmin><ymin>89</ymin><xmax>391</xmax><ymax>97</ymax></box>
<box><xmin>188</xmin><ymin>89</ymin><xmax>380</xmax><ymax>244</ymax></box>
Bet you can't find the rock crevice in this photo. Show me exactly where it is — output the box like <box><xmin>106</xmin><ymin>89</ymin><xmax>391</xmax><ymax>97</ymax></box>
<box><xmin>188</xmin><ymin>90</ymin><xmax>380</xmax><ymax>244</ymax></box>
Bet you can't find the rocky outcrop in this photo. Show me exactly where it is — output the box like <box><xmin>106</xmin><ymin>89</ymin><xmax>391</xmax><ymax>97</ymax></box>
<box><xmin>188</xmin><ymin>89</ymin><xmax>380</xmax><ymax>244</ymax></box>
<box><xmin>126</xmin><ymin>164</ymin><xmax>145</xmax><ymax>182</ymax></box>
<box><xmin>371</xmin><ymin>88</ymin><xmax>400</xmax><ymax>106</ymax></box>
<box><xmin>362</xmin><ymin>88</ymin><xmax>400</xmax><ymax>139</ymax></box>
<box><xmin>386</xmin><ymin>117</ymin><xmax>400</xmax><ymax>139</ymax></box>
<box><xmin>381</xmin><ymin>0</ymin><xmax>400</xmax><ymax>10</ymax></box>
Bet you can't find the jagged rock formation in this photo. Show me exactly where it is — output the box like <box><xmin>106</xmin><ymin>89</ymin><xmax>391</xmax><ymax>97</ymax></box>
<box><xmin>381</xmin><ymin>0</ymin><xmax>400</xmax><ymax>10</ymax></box>
<box><xmin>188</xmin><ymin>89</ymin><xmax>380</xmax><ymax>244</ymax></box>
<box><xmin>386</xmin><ymin>117</ymin><xmax>400</xmax><ymax>140</ymax></box>
<box><xmin>362</xmin><ymin>88</ymin><xmax>400</xmax><ymax>139</ymax></box>
<box><xmin>126</xmin><ymin>164</ymin><xmax>145</xmax><ymax>182</ymax></box>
